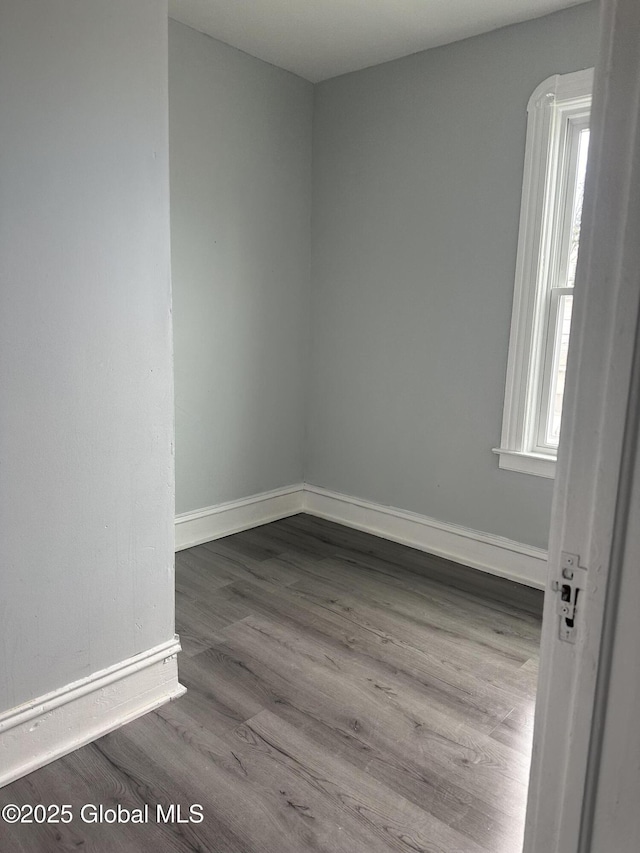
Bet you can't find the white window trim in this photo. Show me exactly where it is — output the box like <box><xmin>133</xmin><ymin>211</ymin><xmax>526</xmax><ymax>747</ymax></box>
<box><xmin>494</xmin><ymin>68</ymin><xmax>594</xmax><ymax>479</ymax></box>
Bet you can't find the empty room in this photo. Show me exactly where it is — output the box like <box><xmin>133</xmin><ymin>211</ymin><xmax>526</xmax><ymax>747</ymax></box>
<box><xmin>2</xmin><ymin>1</ymin><xmax>640</xmax><ymax>852</ymax></box>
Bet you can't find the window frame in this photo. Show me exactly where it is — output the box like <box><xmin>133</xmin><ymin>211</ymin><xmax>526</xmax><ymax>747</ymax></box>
<box><xmin>494</xmin><ymin>68</ymin><xmax>593</xmax><ymax>479</ymax></box>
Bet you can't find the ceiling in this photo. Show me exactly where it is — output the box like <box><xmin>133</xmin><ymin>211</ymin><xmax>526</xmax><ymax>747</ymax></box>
<box><xmin>168</xmin><ymin>0</ymin><xmax>590</xmax><ymax>82</ymax></box>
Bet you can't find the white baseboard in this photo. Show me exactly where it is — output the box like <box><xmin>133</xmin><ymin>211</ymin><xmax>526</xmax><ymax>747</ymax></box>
<box><xmin>175</xmin><ymin>484</ymin><xmax>305</xmax><ymax>551</ymax></box>
<box><xmin>302</xmin><ymin>485</ymin><xmax>547</xmax><ymax>590</ymax></box>
<box><xmin>174</xmin><ymin>483</ymin><xmax>547</xmax><ymax>589</ymax></box>
<box><xmin>0</xmin><ymin>638</ymin><xmax>185</xmax><ymax>789</ymax></box>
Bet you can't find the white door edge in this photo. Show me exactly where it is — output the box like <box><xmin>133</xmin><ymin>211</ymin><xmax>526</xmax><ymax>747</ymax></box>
<box><xmin>524</xmin><ymin>1</ymin><xmax>640</xmax><ymax>851</ymax></box>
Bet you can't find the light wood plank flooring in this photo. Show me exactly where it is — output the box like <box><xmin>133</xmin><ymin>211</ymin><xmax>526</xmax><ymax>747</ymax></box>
<box><xmin>0</xmin><ymin>514</ymin><xmax>543</xmax><ymax>852</ymax></box>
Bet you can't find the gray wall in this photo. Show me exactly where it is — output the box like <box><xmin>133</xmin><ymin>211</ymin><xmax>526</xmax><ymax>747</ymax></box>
<box><xmin>169</xmin><ymin>21</ymin><xmax>313</xmax><ymax>515</ymax></box>
<box><xmin>307</xmin><ymin>2</ymin><xmax>600</xmax><ymax>550</ymax></box>
<box><xmin>0</xmin><ymin>0</ymin><xmax>175</xmax><ymax>713</ymax></box>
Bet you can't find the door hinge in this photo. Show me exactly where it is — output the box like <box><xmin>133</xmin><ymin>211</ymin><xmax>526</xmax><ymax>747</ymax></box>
<box><xmin>552</xmin><ymin>552</ymin><xmax>588</xmax><ymax>643</ymax></box>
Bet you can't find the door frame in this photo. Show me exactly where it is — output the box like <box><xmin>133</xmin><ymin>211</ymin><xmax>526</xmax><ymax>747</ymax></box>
<box><xmin>523</xmin><ymin>0</ymin><xmax>640</xmax><ymax>850</ymax></box>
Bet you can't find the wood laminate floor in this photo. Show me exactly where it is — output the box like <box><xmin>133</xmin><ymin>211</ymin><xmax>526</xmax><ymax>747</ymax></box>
<box><xmin>0</xmin><ymin>514</ymin><xmax>543</xmax><ymax>853</ymax></box>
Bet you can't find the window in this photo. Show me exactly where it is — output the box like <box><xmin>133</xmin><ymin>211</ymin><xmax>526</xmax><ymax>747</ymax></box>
<box><xmin>494</xmin><ymin>69</ymin><xmax>593</xmax><ymax>478</ymax></box>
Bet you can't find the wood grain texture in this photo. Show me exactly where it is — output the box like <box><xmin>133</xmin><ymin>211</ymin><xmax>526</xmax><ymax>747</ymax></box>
<box><xmin>0</xmin><ymin>514</ymin><xmax>542</xmax><ymax>852</ymax></box>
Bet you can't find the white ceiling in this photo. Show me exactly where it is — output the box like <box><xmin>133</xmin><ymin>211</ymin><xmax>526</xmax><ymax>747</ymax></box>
<box><xmin>168</xmin><ymin>0</ymin><xmax>590</xmax><ymax>82</ymax></box>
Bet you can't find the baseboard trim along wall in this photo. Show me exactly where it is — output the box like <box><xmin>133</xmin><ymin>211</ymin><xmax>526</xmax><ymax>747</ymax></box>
<box><xmin>175</xmin><ymin>483</ymin><xmax>548</xmax><ymax>589</ymax></box>
<box><xmin>175</xmin><ymin>484</ymin><xmax>305</xmax><ymax>551</ymax></box>
<box><xmin>0</xmin><ymin>638</ymin><xmax>185</xmax><ymax>789</ymax></box>
<box><xmin>302</xmin><ymin>484</ymin><xmax>547</xmax><ymax>589</ymax></box>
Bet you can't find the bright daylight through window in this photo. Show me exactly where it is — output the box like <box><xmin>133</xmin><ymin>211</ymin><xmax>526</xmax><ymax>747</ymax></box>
<box><xmin>494</xmin><ymin>69</ymin><xmax>593</xmax><ymax>478</ymax></box>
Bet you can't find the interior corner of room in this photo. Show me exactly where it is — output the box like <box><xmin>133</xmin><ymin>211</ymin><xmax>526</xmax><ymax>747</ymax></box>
<box><xmin>170</xmin><ymin>1</ymin><xmax>600</xmax><ymax>585</ymax></box>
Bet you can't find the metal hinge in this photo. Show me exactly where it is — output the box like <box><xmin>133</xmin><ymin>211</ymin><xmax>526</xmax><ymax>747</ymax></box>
<box><xmin>552</xmin><ymin>552</ymin><xmax>588</xmax><ymax>643</ymax></box>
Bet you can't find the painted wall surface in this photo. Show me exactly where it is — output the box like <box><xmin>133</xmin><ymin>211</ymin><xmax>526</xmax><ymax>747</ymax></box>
<box><xmin>169</xmin><ymin>21</ymin><xmax>313</xmax><ymax>515</ymax></box>
<box><xmin>307</xmin><ymin>2</ymin><xmax>600</xmax><ymax>550</ymax></box>
<box><xmin>0</xmin><ymin>0</ymin><xmax>175</xmax><ymax>713</ymax></box>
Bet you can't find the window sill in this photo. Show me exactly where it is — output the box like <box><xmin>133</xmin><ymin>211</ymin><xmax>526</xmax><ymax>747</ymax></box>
<box><xmin>492</xmin><ymin>448</ymin><xmax>556</xmax><ymax>479</ymax></box>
